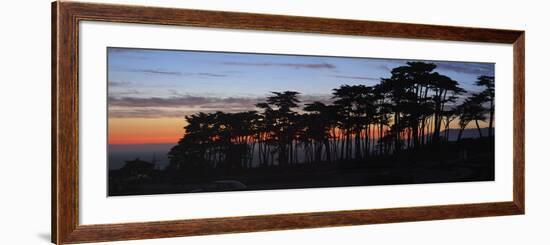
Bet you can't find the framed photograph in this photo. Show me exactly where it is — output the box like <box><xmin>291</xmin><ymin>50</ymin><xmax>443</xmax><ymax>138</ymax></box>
<box><xmin>52</xmin><ymin>1</ymin><xmax>525</xmax><ymax>244</ymax></box>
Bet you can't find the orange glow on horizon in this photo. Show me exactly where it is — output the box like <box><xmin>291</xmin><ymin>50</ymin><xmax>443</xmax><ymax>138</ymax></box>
<box><xmin>108</xmin><ymin>118</ymin><xmax>186</xmax><ymax>145</ymax></box>
<box><xmin>108</xmin><ymin>116</ymin><xmax>491</xmax><ymax>145</ymax></box>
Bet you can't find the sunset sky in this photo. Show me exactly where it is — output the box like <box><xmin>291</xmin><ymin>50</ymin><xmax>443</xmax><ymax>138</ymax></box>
<box><xmin>107</xmin><ymin>47</ymin><xmax>495</xmax><ymax>145</ymax></box>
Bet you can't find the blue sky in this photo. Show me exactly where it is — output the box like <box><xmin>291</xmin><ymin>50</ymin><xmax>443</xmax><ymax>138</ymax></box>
<box><xmin>107</xmin><ymin>47</ymin><xmax>494</xmax><ymax>118</ymax></box>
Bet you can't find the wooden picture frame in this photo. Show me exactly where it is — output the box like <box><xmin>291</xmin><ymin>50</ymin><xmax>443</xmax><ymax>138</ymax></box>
<box><xmin>52</xmin><ymin>1</ymin><xmax>525</xmax><ymax>244</ymax></box>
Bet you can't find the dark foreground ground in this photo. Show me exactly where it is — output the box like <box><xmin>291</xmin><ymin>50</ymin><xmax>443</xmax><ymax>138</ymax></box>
<box><xmin>108</xmin><ymin>138</ymin><xmax>494</xmax><ymax>196</ymax></box>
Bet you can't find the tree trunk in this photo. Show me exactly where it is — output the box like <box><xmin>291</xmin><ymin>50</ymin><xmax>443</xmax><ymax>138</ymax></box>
<box><xmin>489</xmin><ymin>99</ymin><xmax>494</xmax><ymax>137</ymax></box>
<box><xmin>379</xmin><ymin>124</ymin><xmax>383</xmax><ymax>155</ymax></box>
<box><xmin>324</xmin><ymin>139</ymin><xmax>331</xmax><ymax>163</ymax></box>
<box><xmin>340</xmin><ymin>130</ymin><xmax>345</xmax><ymax>161</ymax></box>
<box><xmin>475</xmin><ymin>120</ymin><xmax>483</xmax><ymax>138</ymax></box>
<box><xmin>457</xmin><ymin>127</ymin><xmax>465</xmax><ymax>142</ymax></box>
<box><xmin>412</xmin><ymin>122</ymin><xmax>419</xmax><ymax>149</ymax></box>
<box><xmin>394</xmin><ymin>112</ymin><xmax>400</xmax><ymax>153</ymax></box>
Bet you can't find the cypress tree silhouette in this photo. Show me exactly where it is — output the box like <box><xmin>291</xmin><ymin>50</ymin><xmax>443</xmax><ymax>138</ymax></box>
<box><xmin>165</xmin><ymin>62</ymin><xmax>489</xmax><ymax>171</ymax></box>
<box><xmin>475</xmin><ymin>75</ymin><xmax>495</xmax><ymax>137</ymax></box>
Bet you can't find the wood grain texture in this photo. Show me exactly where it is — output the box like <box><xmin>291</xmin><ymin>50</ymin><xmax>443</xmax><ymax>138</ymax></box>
<box><xmin>51</xmin><ymin>2</ymin><xmax>58</xmax><ymax>243</ymax></box>
<box><xmin>513</xmin><ymin>33</ymin><xmax>525</xmax><ymax>213</ymax></box>
<box><xmin>53</xmin><ymin>1</ymin><xmax>80</xmax><ymax>244</ymax></box>
<box><xmin>63</xmin><ymin>202</ymin><xmax>521</xmax><ymax>244</ymax></box>
<box><xmin>51</xmin><ymin>1</ymin><xmax>525</xmax><ymax>244</ymax></box>
<box><xmin>60</xmin><ymin>1</ymin><xmax>522</xmax><ymax>43</ymax></box>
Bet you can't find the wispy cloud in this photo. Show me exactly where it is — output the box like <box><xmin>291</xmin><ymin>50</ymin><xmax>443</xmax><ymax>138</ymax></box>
<box><xmin>131</xmin><ymin>69</ymin><xmax>182</xmax><ymax>76</ymax></box>
<box><xmin>126</xmin><ymin>69</ymin><xmax>228</xmax><ymax>78</ymax></box>
<box><xmin>108</xmin><ymin>81</ymin><xmax>132</xmax><ymax>87</ymax></box>
<box><xmin>192</xmin><ymin>72</ymin><xmax>227</xmax><ymax>78</ymax></box>
<box><xmin>332</xmin><ymin>75</ymin><xmax>380</xmax><ymax>81</ymax></box>
<box><xmin>109</xmin><ymin>107</ymin><xmax>259</xmax><ymax>119</ymax></box>
<box><xmin>434</xmin><ymin>61</ymin><xmax>494</xmax><ymax>76</ymax></box>
<box><xmin>221</xmin><ymin>61</ymin><xmax>336</xmax><ymax>70</ymax></box>
<box><xmin>109</xmin><ymin>108</ymin><xmax>191</xmax><ymax>118</ymax></box>
<box><xmin>109</xmin><ymin>95</ymin><xmax>260</xmax><ymax>108</ymax></box>
<box><xmin>109</xmin><ymin>89</ymin><xmax>141</xmax><ymax>96</ymax></box>
<box><xmin>108</xmin><ymin>93</ymin><xmax>336</xmax><ymax>118</ymax></box>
